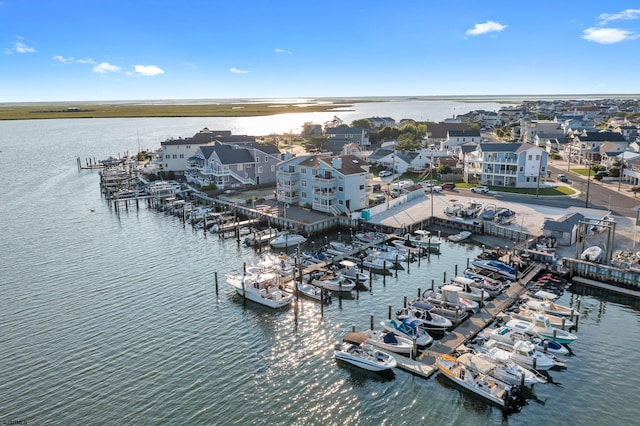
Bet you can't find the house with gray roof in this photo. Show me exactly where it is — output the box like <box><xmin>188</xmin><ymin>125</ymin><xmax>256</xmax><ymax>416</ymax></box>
<box><xmin>566</xmin><ymin>130</ymin><xmax>627</xmax><ymax>164</ymax></box>
<box><xmin>542</xmin><ymin>213</ymin><xmax>584</xmax><ymax>246</ymax></box>
<box><xmin>159</xmin><ymin>128</ymin><xmax>255</xmax><ymax>172</ymax></box>
<box><xmin>187</xmin><ymin>141</ymin><xmax>281</xmax><ymax>188</ymax></box>
<box><xmin>325</xmin><ymin>127</ymin><xmax>370</xmax><ymax>147</ymax></box>
<box><xmin>464</xmin><ymin>143</ymin><xmax>548</xmax><ymax>188</ymax></box>
<box><xmin>276</xmin><ymin>154</ymin><xmax>370</xmax><ymax>215</ymax></box>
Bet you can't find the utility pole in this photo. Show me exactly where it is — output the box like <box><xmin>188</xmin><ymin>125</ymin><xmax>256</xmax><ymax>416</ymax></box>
<box><xmin>536</xmin><ymin>154</ymin><xmax>542</xmax><ymax>198</ymax></box>
<box><xmin>430</xmin><ymin>151</ymin><xmax>434</xmax><ymax>218</ymax></box>
<box><xmin>585</xmin><ymin>162</ymin><xmax>591</xmax><ymax>208</ymax></box>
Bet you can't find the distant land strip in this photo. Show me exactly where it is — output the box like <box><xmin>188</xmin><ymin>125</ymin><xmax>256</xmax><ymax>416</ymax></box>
<box><xmin>0</xmin><ymin>103</ymin><xmax>355</xmax><ymax>120</ymax></box>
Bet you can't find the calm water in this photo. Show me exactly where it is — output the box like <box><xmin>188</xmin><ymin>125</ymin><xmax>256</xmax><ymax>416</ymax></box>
<box><xmin>1</xmin><ymin>101</ymin><xmax>640</xmax><ymax>425</ymax></box>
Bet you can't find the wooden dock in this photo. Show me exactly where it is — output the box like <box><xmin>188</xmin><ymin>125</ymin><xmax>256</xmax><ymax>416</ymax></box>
<box><xmin>398</xmin><ymin>262</ymin><xmax>544</xmax><ymax>378</ymax></box>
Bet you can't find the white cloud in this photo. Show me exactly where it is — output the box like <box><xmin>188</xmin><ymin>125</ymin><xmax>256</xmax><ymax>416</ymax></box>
<box><xmin>466</xmin><ymin>21</ymin><xmax>507</xmax><ymax>36</ymax></box>
<box><xmin>275</xmin><ymin>48</ymin><xmax>293</xmax><ymax>55</ymax></box>
<box><xmin>53</xmin><ymin>55</ymin><xmax>73</xmax><ymax>63</ymax></box>
<box><xmin>230</xmin><ymin>67</ymin><xmax>249</xmax><ymax>74</ymax></box>
<box><xmin>581</xmin><ymin>27</ymin><xmax>639</xmax><ymax>44</ymax></box>
<box><xmin>598</xmin><ymin>9</ymin><xmax>640</xmax><ymax>25</ymax></box>
<box><xmin>5</xmin><ymin>36</ymin><xmax>35</xmax><ymax>54</ymax></box>
<box><xmin>53</xmin><ymin>55</ymin><xmax>96</xmax><ymax>65</ymax></box>
<box><xmin>132</xmin><ymin>64</ymin><xmax>164</xmax><ymax>76</ymax></box>
<box><xmin>93</xmin><ymin>62</ymin><xmax>121</xmax><ymax>73</ymax></box>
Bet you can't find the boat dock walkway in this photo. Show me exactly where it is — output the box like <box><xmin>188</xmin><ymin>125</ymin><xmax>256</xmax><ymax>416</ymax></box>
<box><xmin>394</xmin><ymin>262</ymin><xmax>544</xmax><ymax>378</ymax></box>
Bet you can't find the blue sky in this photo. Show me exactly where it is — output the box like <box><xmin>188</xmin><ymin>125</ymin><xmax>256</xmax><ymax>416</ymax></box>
<box><xmin>2</xmin><ymin>1</ymin><xmax>640</xmax><ymax>102</ymax></box>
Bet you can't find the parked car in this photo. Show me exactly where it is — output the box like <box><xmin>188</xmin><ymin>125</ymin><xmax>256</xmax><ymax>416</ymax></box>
<box><xmin>470</xmin><ymin>186</ymin><xmax>490</xmax><ymax>193</ymax></box>
<box><xmin>423</xmin><ymin>183</ymin><xmax>443</xmax><ymax>193</ymax></box>
<box><xmin>441</xmin><ymin>182</ymin><xmax>456</xmax><ymax>190</ymax></box>
<box><xmin>379</xmin><ymin>170</ymin><xmax>393</xmax><ymax>177</ymax></box>
<box><xmin>371</xmin><ymin>183</ymin><xmax>382</xmax><ymax>192</ymax></box>
<box><xmin>372</xmin><ymin>194</ymin><xmax>386</xmax><ymax>204</ymax></box>
<box><xmin>557</xmin><ymin>174</ymin><xmax>568</xmax><ymax>182</ymax></box>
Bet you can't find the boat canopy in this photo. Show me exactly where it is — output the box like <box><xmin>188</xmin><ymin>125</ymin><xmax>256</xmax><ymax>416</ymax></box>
<box><xmin>383</xmin><ymin>332</ymin><xmax>399</xmax><ymax>344</ymax></box>
<box><xmin>413</xmin><ymin>301</ymin><xmax>434</xmax><ymax>311</ymax></box>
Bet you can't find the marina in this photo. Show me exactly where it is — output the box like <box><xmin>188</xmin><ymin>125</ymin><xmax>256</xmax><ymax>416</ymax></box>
<box><xmin>2</xmin><ymin>112</ymin><xmax>640</xmax><ymax>424</ymax></box>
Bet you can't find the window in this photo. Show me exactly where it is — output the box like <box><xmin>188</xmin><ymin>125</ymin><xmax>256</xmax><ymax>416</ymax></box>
<box><xmin>535</xmin><ymin>155</ymin><xmax>540</xmax><ymax>160</ymax></box>
<box><xmin>338</xmin><ymin>200</ymin><xmax>344</xmax><ymax>205</ymax></box>
<box><xmin>256</xmin><ymin>157</ymin><xmax>260</xmax><ymax>163</ymax></box>
<box><xmin>179</xmin><ymin>154</ymin><xmax>184</xmax><ymax>159</ymax></box>
<box><xmin>301</xmin><ymin>180</ymin><xmax>307</xmax><ymax>187</ymax></box>
<box><xmin>257</xmin><ymin>166</ymin><xmax>263</xmax><ymax>173</ymax></box>
<box><xmin>301</xmin><ymin>191</ymin><xmax>307</xmax><ymax>198</ymax></box>
<box><xmin>271</xmin><ymin>165</ymin><xmax>275</xmax><ymax>172</ymax></box>
<box><xmin>526</xmin><ymin>177</ymin><xmax>530</xmax><ymax>182</ymax></box>
<box><xmin>301</xmin><ymin>167</ymin><xmax>307</xmax><ymax>174</ymax></box>
<box><xmin>237</xmin><ymin>164</ymin><xmax>243</xmax><ymax>171</ymax></box>
<box><xmin>528</xmin><ymin>155</ymin><xmax>532</xmax><ymax>160</ymax></box>
<box><xmin>265</xmin><ymin>156</ymin><xmax>268</xmax><ymax>162</ymax></box>
<box><xmin>359</xmin><ymin>184</ymin><xmax>365</xmax><ymax>190</ymax></box>
<box><xmin>338</xmin><ymin>186</ymin><xmax>344</xmax><ymax>192</ymax></box>
<box><xmin>519</xmin><ymin>166</ymin><xmax>523</xmax><ymax>172</ymax></box>
<box><xmin>173</xmin><ymin>154</ymin><xmax>177</xmax><ymax>159</ymax></box>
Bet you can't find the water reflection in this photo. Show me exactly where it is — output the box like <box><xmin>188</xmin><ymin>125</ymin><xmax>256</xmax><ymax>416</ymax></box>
<box><xmin>335</xmin><ymin>360</ymin><xmax>396</xmax><ymax>384</ymax></box>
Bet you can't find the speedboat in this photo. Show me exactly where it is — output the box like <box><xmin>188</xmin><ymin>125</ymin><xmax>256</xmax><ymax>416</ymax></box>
<box><xmin>410</xmin><ymin>300</ymin><xmax>469</xmax><ymax>326</ymax></box>
<box><xmin>454</xmin><ymin>280</ymin><xmax>492</xmax><ymax>302</ymax></box>
<box><xmin>401</xmin><ymin>230</ymin><xmax>444</xmax><ymax>250</ymax></box>
<box><xmin>333</xmin><ymin>260</ymin><xmax>369</xmax><ymax>283</ymax></box>
<box><xmin>436</xmin><ymin>354</ymin><xmax>526</xmax><ymax>412</ymax></box>
<box><xmin>480</xmin><ymin>204</ymin><xmax>498</xmax><ymax>220</ymax></box>
<box><xmin>312</xmin><ymin>275</ymin><xmax>356</xmax><ymax>292</ymax></box>
<box><xmin>334</xmin><ymin>342</ymin><xmax>397</xmax><ymax>372</ymax></box>
<box><xmin>482</xmin><ymin>326</ymin><xmax>570</xmax><ymax>356</ymax></box>
<box><xmin>495</xmin><ymin>208</ymin><xmax>516</xmax><ymax>224</ymax></box>
<box><xmin>448</xmin><ymin>231</ymin><xmax>472</xmax><ymax>242</ymax></box>
<box><xmin>524</xmin><ymin>298</ymin><xmax>580</xmax><ymax>318</ymax></box>
<box><xmin>226</xmin><ymin>271</ymin><xmax>294</xmax><ymax>309</ymax></box>
<box><xmin>395</xmin><ymin>306</ymin><xmax>453</xmax><ymax>333</ymax></box>
<box><xmin>354</xmin><ymin>232</ymin><xmax>385</xmax><ymax>244</ymax></box>
<box><xmin>269</xmin><ymin>233</ymin><xmax>307</xmax><ymax>248</ymax></box>
<box><xmin>471</xmin><ymin>259</ymin><xmax>516</xmax><ymax>281</ymax></box>
<box><xmin>506</xmin><ymin>317</ymin><xmax>578</xmax><ymax>345</ymax></box>
<box><xmin>460</xmin><ymin>352</ymin><xmax>547</xmax><ymax>386</ymax></box>
<box><xmin>581</xmin><ymin>245</ymin><xmax>603</xmax><ymax>262</ymax></box>
<box><xmin>512</xmin><ymin>306</ymin><xmax>575</xmax><ymax>329</ymax></box>
<box><xmin>481</xmin><ymin>340</ymin><xmax>565</xmax><ymax>370</ymax></box>
<box><xmin>297</xmin><ymin>281</ymin><xmax>331</xmax><ymax>303</ymax></box>
<box><xmin>380</xmin><ymin>318</ymin><xmax>434</xmax><ymax>347</ymax></box>
<box><xmin>361</xmin><ymin>255</ymin><xmax>395</xmax><ymax>272</ymax></box>
<box><xmin>424</xmin><ymin>285</ymin><xmax>479</xmax><ymax>312</ymax></box>
<box><xmin>344</xmin><ymin>330</ymin><xmax>414</xmax><ymax>355</ymax></box>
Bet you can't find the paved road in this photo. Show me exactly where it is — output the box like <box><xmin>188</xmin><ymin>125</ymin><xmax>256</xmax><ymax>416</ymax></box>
<box><xmin>547</xmin><ymin>162</ymin><xmax>640</xmax><ymax>218</ymax></box>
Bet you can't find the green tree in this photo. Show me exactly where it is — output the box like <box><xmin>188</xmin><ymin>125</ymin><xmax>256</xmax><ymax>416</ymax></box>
<box><xmin>378</xmin><ymin>126</ymin><xmax>400</xmax><ymax>141</ymax></box>
<box><xmin>351</xmin><ymin>119</ymin><xmax>372</xmax><ymax>129</ymax></box>
<box><xmin>302</xmin><ymin>136</ymin><xmax>327</xmax><ymax>153</ymax></box>
<box><xmin>396</xmin><ymin>132</ymin><xmax>421</xmax><ymax>150</ymax></box>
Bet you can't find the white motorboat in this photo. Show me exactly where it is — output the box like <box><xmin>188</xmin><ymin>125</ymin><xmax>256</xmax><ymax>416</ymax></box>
<box><xmin>369</xmin><ymin>247</ymin><xmax>408</xmax><ymax>263</ymax></box>
<box><xmin>334</xmin><ymin>342</ymin><xmax>397</xmax><ymax>372</ymax></box>
<box><xmin>452</xmin><ymin>278</ymin><xmax>492</xmax><ymax>302</ymax></box>
<box><xmin>460</xmin><ymin>199</ymin><xmax>483</xmax><ymax>218</ymax></box>
<box><xmin>395</xmin><ymin>306</ymin><xmax>453</xmax><ymax>332</ymax></box>
<box><xmin>269</xmin><ymin>233</ymin><xmax>307</xmax><ymax>249</ymax></box>
<box><xmin>460</xmin><ymin>352</ymin><xmax>547</xmax><ymax>386</ymax></box>
<box><xmin>354</xmin><ymin>232</ymin><xmax>385</xmax><ymax>244</ymax></box>
<box><xmin>524</xmin><ymin>298</ymin><xmax>580</xmax><ymax>318</ymax></box>
<box><xmin>482</xmin><ymin>326</ymin><xmax>569</xmax><ymax>356</ymax></box>
<box><xmin>409</xmin><ymin>300</ymin><xmax>469</xmax><ymax>326</ymax></box>
<box><xmin>333</xmin><ymin>260</ymin><xmax>369</xmax><ymax>283</ymax></box>
<box><xmin>495</xmin><ymin>208</ymin><xmax>517</xmax><ymax>224</ymax></box>
<box><xmin>580</xmin><ymin>245</ymin><xmax>603</xmax><ymax>262</ymax></box>
<box><xmin>471</xmin><ymin>259</ymin><xmax>516</xmax><ymax>281</ymax></box>
<box><xmin>448</xmin><ymin>231</ymin><xmax>472</xmax><ymax>242</ymax></box>
<box><xmin>444</xmin><ymin>202</ymin><xmax>463</xmax><ymax>217</ymax></box>
<box><xmin>481</xmin><ymin>339</ymin><xmax>565</xmax><ymax>371</ymax></box>
<box><xmin>326</xmin><ymin>240</ymin><xmax>360</xmax><ymax>256</ymax></box>
<box><xmin>380</xmin><ymin>319</ymin><xmax>434</xmax><ymax>347</ymax></box>
<box><xmin>344</xmin><ymin>331</ymin><xmax>414</xmax><ymax>355</ymax></box>
<box><xmin>297</xmin><ymin>281</ymin><xmax>331</xmax><ymax>303</ymax></box>
<box><xmin>436</xmin><ymin>354</ymin><xmax>526</xmax><ymax>412</ymax></box>
<box><xmin>361</xmin><ymin>255</ymin><xmax>395</xmax><ymax>271</ymax></box>
<box><xmin>401</xmin><ymin>230</ymin><xmax>444</xmax><ymax>249</ymax></box>
<box><xmin>512</xmin><ymin>306</ymin><xmax>574</xmax><ymax>329</ymax></box>
<box><xmin>424</xmin><ymin>285</ymin><xmax>479</xmax><ymax>312</ymax></box>
<box><xmin>226</xmin><ymin>271</ymin><xmax>294</xmax><ymax>309</ymax></box>
<box><xmin>506</xmin><ymin>318</ymin><xmax>578</xmax><ymax>345</ymax></box>
<box><xmin>312</xmin><ymin>275</ymin><xmax>356</xmax><ymax>292</ymax></box>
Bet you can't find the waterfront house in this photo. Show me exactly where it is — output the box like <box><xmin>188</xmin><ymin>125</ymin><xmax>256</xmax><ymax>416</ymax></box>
<box><xmin>159</xmin><ymin>128</ymin><xmax>256</xmax><ymax>172</ymax></box>
<box><xmin>464</xmin><ymin>143</ymin><xmax>548</xmax><ymax>188</ymax></box>
<box><xmin>542</xmin><ymin>213</ymin><xmax>584</xmax><ymax>246</ymax></box>
<box><xmin>275</xmin><ymin>154</ymin><xmax>370</xmax><ymax>215</ymax></box>
<box><xmin>367</xmin><ymin>116</ymin><xmax>396</xmax><ymax>129</ymax></box>
<box><xmin>520</xmin><ymin>120</ymin><xmax>565</xmax><ymax>145</ymax></box>
<box><xmin>186</xmin><ymin>141</ymin><xmax>281</xmax><ymax>188</ymax></box>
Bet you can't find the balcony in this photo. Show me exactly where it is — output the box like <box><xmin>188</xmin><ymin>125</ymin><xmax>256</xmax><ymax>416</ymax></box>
<box><xmin>277</xmin><ymin>170</ymin><xmax>299</xmax><ymax>178</ymax></box>
<box><xmin>313</xmin><ymin>190</ymin><xmax>336</xmax><ymax>200</ymax></box>
<box><xmin>278</xmin><ymin>180</ymin><xmax>299</xmax><ymax>189</ymax></box>
<box><xmin>313</xmin><ymin>175</ymin><xmax>337</xmax><ymax>185</ymax></box>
